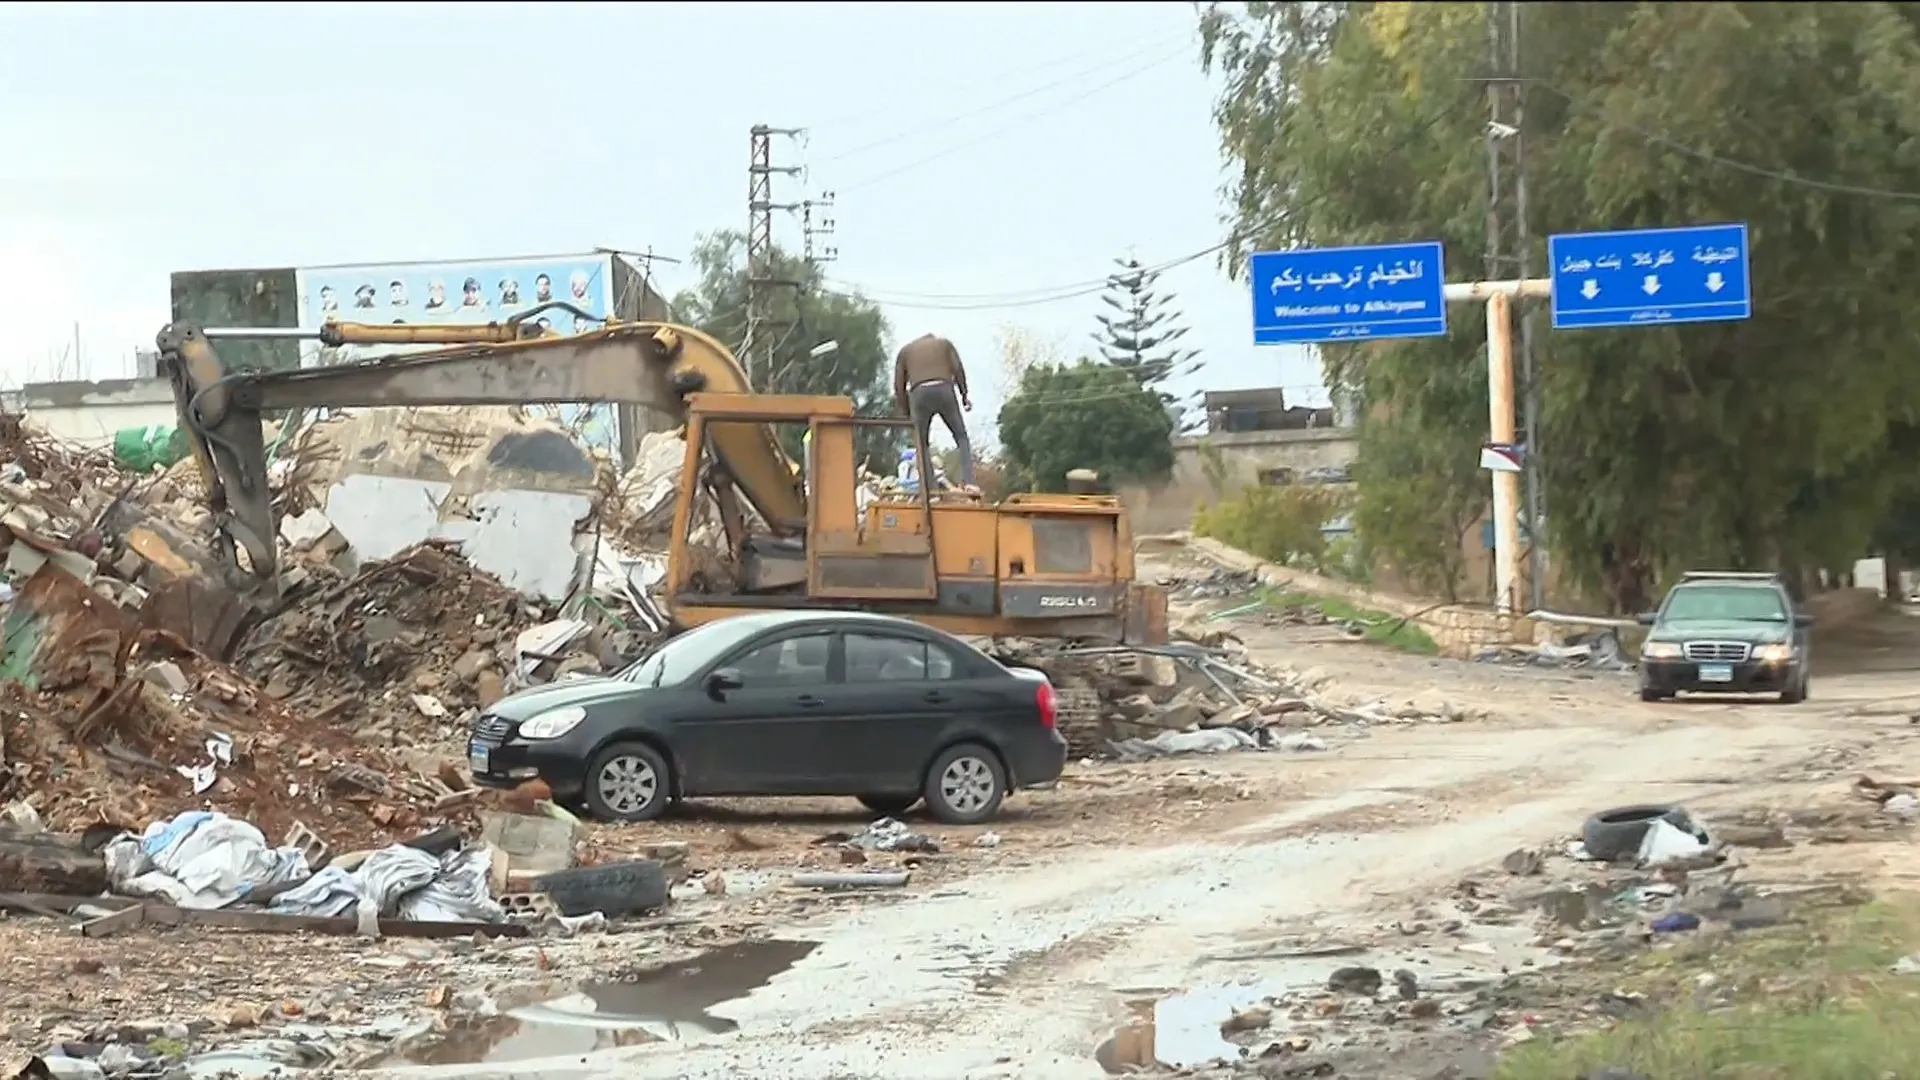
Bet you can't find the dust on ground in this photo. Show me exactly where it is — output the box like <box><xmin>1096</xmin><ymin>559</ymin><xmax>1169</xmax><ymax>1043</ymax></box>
<box><xmin>13</xmin><ymin>531</ymin><xmax>1920</xmax><ymax>1079</ymax></box>
<box><xmin>334</xmin><ymin>550</ymin><xmax>1920</xmax><ymax>1080</ymax></box>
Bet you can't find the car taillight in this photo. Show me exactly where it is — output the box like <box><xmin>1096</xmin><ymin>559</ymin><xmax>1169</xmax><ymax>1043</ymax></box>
<box><xmin>1035</xmin><ymin>680</ymin><xmax>1057</xmax><ymax>729</ymax></box>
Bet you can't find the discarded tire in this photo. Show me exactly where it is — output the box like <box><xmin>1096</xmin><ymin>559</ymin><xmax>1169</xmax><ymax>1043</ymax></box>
<box><xmin>1581</xmin><ymin>804</ymin><xmax>1695</xmax><ymax>861</ymax></box>
<box><xmin>531</xmin><ymin>858</ymin><xmax>670</xmax><ymax>918</ymax></box>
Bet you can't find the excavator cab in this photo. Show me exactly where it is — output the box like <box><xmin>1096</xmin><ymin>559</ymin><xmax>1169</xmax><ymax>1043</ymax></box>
<box><xmin>669</xmin><ymin>392</ymin><xmax>1162</xmax><ymax>642</ymax></box>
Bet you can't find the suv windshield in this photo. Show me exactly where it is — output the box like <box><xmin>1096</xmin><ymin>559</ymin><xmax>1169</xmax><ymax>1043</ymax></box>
<box><xmin>1662</xmin><ymin>585</ymin><xmax>1788</xmax><ymax>623</ymax></box>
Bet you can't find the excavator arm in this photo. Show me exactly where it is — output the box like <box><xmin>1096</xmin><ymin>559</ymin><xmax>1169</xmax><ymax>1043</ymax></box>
<box><xmin>157</xmin><ymin>314</ymin><xmax>802</xmax><ymax>591</ymax></box>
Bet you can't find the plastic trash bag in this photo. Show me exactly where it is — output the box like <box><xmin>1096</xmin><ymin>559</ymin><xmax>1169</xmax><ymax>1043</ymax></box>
<box><xmin>269</xmin><ymin>843</ymin><xmax>504</xmax><ymax>924</ymax></box>
<box><xmin>105</xmin><ymin>811</ymin><xmax>309</xmax><ymax>909</ymax></box>
<box><xmin>1638</xmin><ymin>817</ymin><xmax>1711</xmax><ymax>867</ymax></box>
<box><xmin>397</xmin><ymin>846</ymin><xmax>505</xmax><ymax>923</ymax></box>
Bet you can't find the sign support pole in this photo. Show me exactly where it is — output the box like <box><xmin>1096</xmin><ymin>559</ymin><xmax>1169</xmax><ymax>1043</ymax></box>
<box><xmin>1444</xmin><ymin>277</ymin><xmax>1548</xmax><ymax>616</ymax></box>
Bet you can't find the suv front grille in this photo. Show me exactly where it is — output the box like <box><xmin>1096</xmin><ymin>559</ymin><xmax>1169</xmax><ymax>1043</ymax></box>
<box><xmin>471</xmin><ymin>714</ymin><xmax>514</xmax><ymax>744</ymax></box>
<box><xmin>1684</xmin><ymin>641</ymin><xmax>1750</xmax><ymax>663</ymax></box>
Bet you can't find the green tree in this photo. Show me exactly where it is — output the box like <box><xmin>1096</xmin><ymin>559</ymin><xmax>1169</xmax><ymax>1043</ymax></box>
<box><xmin>1095</xmin><ymin>257</ymin><xmax>1200</xmax><ymax>393</ymax></box>
<box><xmin>1349</xmin><ymin>413</ymin><xmax>1486</xmax><ymax>603</ymax></box>
<box><xmin>1201</xmin><ymin>2</ymin><xmax>1920</xmax><ymax>610</ymax></box>
<box><xmin>998</xmin><ymin>361</ymin><xmax>1176</xmax><ymax>492</ymax></box>
<box><xmin>671</xmin><ymin>230</ymin><xmax>902</xmax><ymax>472</ymax></box>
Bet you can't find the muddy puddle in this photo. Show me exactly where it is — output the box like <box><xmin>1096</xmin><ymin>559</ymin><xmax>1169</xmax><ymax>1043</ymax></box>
<box><xmin>1094</xmin><ymin>926</ymin><xmax>1557</xmax><ymax>1073</ymax></box>
<box><xmin>385</xmin><ymin>939</ymin><xmax>818</xmax><ymax>1066</ymax></box>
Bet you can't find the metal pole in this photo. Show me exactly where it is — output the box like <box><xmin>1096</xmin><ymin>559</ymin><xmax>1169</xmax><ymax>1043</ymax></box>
<box><xmin>1486</xmin><ymin>291</ymin><xmax>1522</xmax><ymax>615</ymax></box>
<box><xmin>201</xmin><ymin>327</ymin><xmax>323</xmax><ymax>340</ymax></box>
<box><xmin>1509</xmin><ymin>0</ymin><xmax>1547</xmax><ymax>612</ymax></box>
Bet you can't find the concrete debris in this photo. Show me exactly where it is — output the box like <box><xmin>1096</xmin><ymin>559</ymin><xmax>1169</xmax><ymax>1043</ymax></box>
<box><xmin>610</xmin><ymin>430</ymin><xmax>686</xmax><ymax>545</ymax></box>
<box><xmin>1004</xmin><ymin>626</ymin><xmax>1477</xmax><ymax>759</ymax></box>
<box><xmin>0</xmin><ymin>417</ymin><xmax>675</xmax><ymax>862</ymax></box>
<box><xmin>1475</xmin><ymin>627</ymin><xmax>1633</xmax><ymax>670</ymax></box>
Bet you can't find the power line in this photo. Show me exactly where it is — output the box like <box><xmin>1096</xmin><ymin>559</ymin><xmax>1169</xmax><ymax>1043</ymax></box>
<box><xmin>821</xmin><ymin>97</ymin><xmax>1470</xmax><ymax>311</ymax></box>
<box><xmin>805</xmin><ymin>36</ymin><xmax>1182</xmax><ymax>131</ymax></box>
<box><xmin>815</xmin><ymin>38</ymin><xmax>1184</xmax><ymax>166</ymax></box>
<box><xmin>830</xmin><ymin>69</ymin><xmax>1920</xmax><ymax>314</ymax></box>
<box><xmin>835</xmin><ymin>42</ymin><xmax>1194</xmax><ymax>194</ymax></box>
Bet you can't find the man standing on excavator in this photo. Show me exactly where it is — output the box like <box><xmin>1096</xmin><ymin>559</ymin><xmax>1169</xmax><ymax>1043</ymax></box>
<box><xmin>893</xmin><ymin>332</ymin><xmax>975</xmax><ymax>488</ymax></box>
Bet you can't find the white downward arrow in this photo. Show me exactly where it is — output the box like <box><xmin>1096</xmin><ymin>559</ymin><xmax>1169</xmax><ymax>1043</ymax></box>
<box><xmin>1580</xmin><ymin>279</ymin><xmax>1600</xmax><ymax>300</ymax></box>
<box><xmin>1705</xmin><ymin>272</ymin><xmax>1724</xmax><ymax>293</ymax></box>
<box><xmin>1642</xmin><ymin>275</ymin><xmax>1661</xmax><ymax>296</ymax></box>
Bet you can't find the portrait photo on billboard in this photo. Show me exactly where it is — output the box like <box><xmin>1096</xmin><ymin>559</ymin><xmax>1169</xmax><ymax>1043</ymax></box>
<box><xmin>292</xmin><ymin>253</ymin><xmax>622</xmax><ymax>453</ymax></box>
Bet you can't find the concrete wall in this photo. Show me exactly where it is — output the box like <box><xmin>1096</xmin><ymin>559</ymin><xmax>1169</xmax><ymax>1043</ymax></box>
<box><xmin>19</xmin><ymin>378</ymin><xmax>178</xmax><ymax>449</ymax></box>
<box><xmin>1118</xmin><ymin>428</ymin><xmax>1360</xmax><ymax>536</ymax></box>
<box><xmin>1184</xmin><ymin>535</ymin><xmax>1534</xmax><ymax>657</ymax></box>
<box><xmin>301</xmin><ymin>406</ymin><xmax>608</xmax><ymax>602</ymax></box>
<box><xmin>169</xmin><ymin>268</ymin><xmax>303</xmax><ymax>375</ymax></box>
<box><xmin>609</xmin><ymin>255</ymin><xmax>678</xmax><ymax>464</ymax></box>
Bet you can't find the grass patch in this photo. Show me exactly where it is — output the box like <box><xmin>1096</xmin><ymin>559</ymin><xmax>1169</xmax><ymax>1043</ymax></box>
<box><xmin>1498</xmin><ymin>897</ymin><xmax>1920</xmax><ymax>1080</ymax></box>
<box><xmin>1262</xmin><ymin>587</ymin><xmax>1438</xmax><ymax>655</ymax></box>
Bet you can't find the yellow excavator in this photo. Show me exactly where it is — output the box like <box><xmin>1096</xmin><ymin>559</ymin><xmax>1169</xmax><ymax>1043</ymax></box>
<box><xmin>156</xmin><ymin>303</ymin><xmax>1167</xmax><ymax>643</ymax></box>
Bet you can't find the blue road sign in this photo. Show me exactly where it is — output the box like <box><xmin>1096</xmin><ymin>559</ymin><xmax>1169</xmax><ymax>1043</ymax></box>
<box><xmin>1250</xmin><ymin>241</ymin><xmax>1447</xmax><ymax>345</ymax></box>
<box><xmin>1548</xmin><ymin>223</ymin><xmax>1751</xmax><ymax>330</ymax></box>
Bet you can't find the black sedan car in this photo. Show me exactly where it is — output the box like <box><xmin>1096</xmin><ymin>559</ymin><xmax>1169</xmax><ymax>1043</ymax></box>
<box><xmin>1637</xmin><ymin>571</ymin><xmax>1814</xmax><ymax>703</ymax></box>
<box><xmin>466</xmin><ymin>610</ymin><xmax>1068</xmax><ymax>825</ymax></box>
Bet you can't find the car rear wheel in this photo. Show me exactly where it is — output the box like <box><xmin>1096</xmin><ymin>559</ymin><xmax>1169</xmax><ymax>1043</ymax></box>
<box><xmin>923</xmin><ymin>743</ymin><xmax>1007</xmax><ymax>825</ymax></box>
<box><xmin>584</xmin><ymin>741</ymin><xmax>671</xmax><ymax>822</ymax></box>
<box><xmin>857</xmin><ymin>795</ymin><xmax>920</xmax><ymax>817</ymax></box>
<box><xmin>1640</xmin><ymin>687</ymin><xmax>1671</xmax><ymax>702</ymax></box>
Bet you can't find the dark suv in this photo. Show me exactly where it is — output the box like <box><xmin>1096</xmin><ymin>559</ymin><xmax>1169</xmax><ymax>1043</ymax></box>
<box><xmin>1636</xmin><ymin>572</ymin><xmax>1814</xmax><ymax>704</ymax></box>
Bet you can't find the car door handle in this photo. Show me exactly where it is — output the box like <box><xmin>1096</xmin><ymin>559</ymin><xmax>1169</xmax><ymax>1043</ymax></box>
<box><xmin>923</xmin><ymin>691</ymin><xmax>951</xmax><ymax>704</ymax></box>
<box><xmin>795</xmin><ymin>694</ymin><xmax>826</xmax><ymax>708</ymax></box>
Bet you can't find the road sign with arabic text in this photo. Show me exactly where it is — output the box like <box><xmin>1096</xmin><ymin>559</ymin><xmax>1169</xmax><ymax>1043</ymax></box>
<box><xmin>1250</xmin><ymin>241</ymin><xmax>1447</xmax><ymax>345</ymax></box>
<box><xmin>1548</xmin><ymin>223</ymin><xmax>1751</xmax><ymax>330</ymax></box>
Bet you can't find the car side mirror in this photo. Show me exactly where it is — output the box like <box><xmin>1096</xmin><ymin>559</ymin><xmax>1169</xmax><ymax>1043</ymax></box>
<box><xmin>706</xmin><ymin>668</ymin><xmax>744</xmax><ymax>698</ymax></box>
<box><xmin>1635</xmin><ymin>612</ymin><xmax>1657</xmax><ymax>626</ymax></box>
<box><xmin>1794</xmin><ymin>614</ymin><xmax>1815</xmax><ymax>629</ymax></box>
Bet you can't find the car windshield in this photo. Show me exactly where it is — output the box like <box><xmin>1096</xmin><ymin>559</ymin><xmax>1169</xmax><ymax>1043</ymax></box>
<box><xmin>1662</xmin><ymin>585</ymin><xmax>1788</xmax><ymax>623</ymax></box>
<box><xmin>618</xmin><ymin>618</ymin><xmax>780</xmax><ymax>688</ymax></box>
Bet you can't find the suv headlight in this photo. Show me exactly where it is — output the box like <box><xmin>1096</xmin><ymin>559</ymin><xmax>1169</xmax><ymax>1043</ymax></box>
<box><xmin>519</xmin><ymin>706</ymin><xmax>587</xmax><ymax>739</ymax></box>
<box><xmin>1753</xmin><ymin>643</ymin><xmax>1795</xmax><ymax>663</ymax></box>
<box><xmin>1642</xmin><ymin>641</ymin><xmax>1682</xmax><ymax>660</ymax></box>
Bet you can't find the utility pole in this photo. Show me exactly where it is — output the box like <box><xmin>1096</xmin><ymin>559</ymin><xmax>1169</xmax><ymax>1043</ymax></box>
<box><xmin>1484</xmin><ymin>0</ymin><xmax>1544</xmax><ymax>613</ymax></box>
<box><xmin>746</xmin><ymin>124</ymin><xmax>804</xmax><ymax>382</ymax></box>
<box><xmin>801</xmin><ymin>190</ymin><xmax>838</xmax><ymax>269</ymax></box>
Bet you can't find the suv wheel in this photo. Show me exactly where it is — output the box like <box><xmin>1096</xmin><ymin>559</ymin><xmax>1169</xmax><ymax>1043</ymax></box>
<box><xmin>923</xmin><ymin>743</ymin><xmax>1007</xmax><ymax>825</ymax></box>
<box><xmin>1640</xmin><ymin>687</ymin><xmax>1670</xmax><ymax>702</ymax></box>
<box><xmin>584</xmin><ymin>741</ymin><xmax>672</xmax><ymax>822</ymax></box>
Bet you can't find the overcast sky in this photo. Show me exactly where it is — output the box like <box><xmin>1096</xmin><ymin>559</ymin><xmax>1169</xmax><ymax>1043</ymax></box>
<box><xmin>0</xmin><ymin>1</ymin><xmax>1323</xmax><ymax>439</ymax></box>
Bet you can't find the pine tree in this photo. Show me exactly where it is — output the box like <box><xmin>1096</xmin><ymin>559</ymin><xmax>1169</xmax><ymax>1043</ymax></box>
<box><xmin>1094</xmin><ymin>257</ymin><xmax>1199</xmax><ymax>394</ymax></box>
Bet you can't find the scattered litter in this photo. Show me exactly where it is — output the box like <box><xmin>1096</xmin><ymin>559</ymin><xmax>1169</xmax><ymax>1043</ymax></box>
<box><xmin>1882</xmin><ymin>793</ymin><xmax>1920</xmax><ymax>821</ymax></box>
<box><xmin>1649</xmin><ymin>911</ymin><xmax>1701</xmax><ymax>934</ymax></box>
<box><xmin>1474</xmin><ymin>628</ymin><xmax>1633</xmax><ymax>671</ymax></box>
<box><xmin>1110</xmin><ymin>728</ymin><xmax>1257</xmax><ymax>760</ymax></box>
<box><xmin>843</xmin><ymin>817</ymin><xmax>940</xmax><ymax>854</ymax></box>
<box><xmin>1638</xmin><ymin>818</ymin><xmax>1712</xmax><ymax>868</ymax></box>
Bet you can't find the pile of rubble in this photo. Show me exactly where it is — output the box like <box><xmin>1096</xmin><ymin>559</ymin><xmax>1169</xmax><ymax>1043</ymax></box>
<box><xmin>234</xmin><ymin>541</ymin><xmax>627</xmax><ymax>749</ymax></box>
<box><xmin>1014</xmin><ymin>626</ymin><xmax>1479</xmax><ymax>761</ymax></box>
<box><xmin>0</xmin><ymin>413</ymin><xmax>653</xmax><ymax>856</ymax></box>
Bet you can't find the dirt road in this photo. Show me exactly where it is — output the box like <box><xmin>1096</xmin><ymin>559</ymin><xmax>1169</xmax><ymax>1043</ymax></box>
<box><xmin>380</xmin><ymin>617</ymin><xmax>1920</xmax><ymax>1080</ymax></box>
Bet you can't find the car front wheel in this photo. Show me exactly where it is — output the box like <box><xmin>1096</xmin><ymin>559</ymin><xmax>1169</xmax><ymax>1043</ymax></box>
<box><xmin>1780</xmin><ymin>674</ymin><xmax>1808</xmax><ymax>705</ymax></box>
<box><xmin>923</xmin><ymin>743</ymin><xmax>1007</xmax><ymax>825</ymax></box>
<box><xmin>584</xmin><ymin>741</ymin><xmax>672</xmax><ymax>822</ymax></box>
